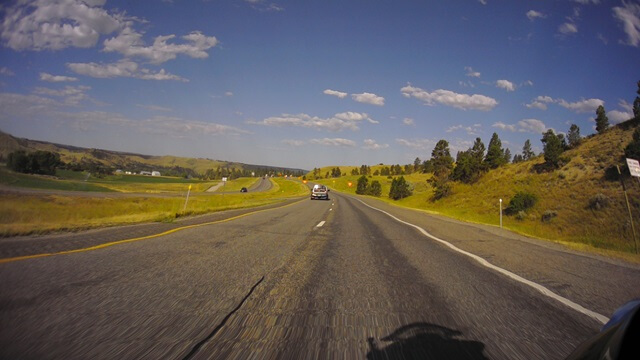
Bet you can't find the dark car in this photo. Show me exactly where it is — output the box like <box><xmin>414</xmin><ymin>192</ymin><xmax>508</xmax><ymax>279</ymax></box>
<box><xmin>240</xmin><ymin>187</ymin><xmax>248</xmax><ymax>192</ymax></box>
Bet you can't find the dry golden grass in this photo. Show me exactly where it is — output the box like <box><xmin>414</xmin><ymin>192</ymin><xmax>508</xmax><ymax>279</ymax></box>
<box><xmin>0</xmin><ymin>178</ymin><xmax>308</xmax><ymax>236</ymax></box>
<box><xmin>312</xmin><ymin>122</ymin><xmax>640</xmax><ymax>258</ymax></box>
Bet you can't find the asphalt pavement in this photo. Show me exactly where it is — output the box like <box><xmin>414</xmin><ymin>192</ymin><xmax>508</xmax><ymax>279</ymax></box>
<box><xmin>1</xmin><ymin>190</ymin><xmax>639</xmax><ymax>359</ymax></box>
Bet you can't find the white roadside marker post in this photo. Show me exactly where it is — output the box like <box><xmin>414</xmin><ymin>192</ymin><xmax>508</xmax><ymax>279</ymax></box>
<box><xmin>499</xmin><ymin>198</ymin><xmax>503</xmax><ymax>229</ymax></box>
<box><xmin>183</xmin><ymin>184</ymin><xmax>192</xmax><ymax>212</ymax></box>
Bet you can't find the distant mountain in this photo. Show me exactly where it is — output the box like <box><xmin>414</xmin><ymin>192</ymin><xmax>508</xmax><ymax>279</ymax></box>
<box><xmin>0</xmin><ymin>130</ymin><xmax>306</xmax><ymax>177</ymax></box>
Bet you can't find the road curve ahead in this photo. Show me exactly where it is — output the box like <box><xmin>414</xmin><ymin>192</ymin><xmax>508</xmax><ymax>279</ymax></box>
<box><xmin>1</xmin><ymin>190</ymin><xmax>638</xmax><ymax>359</ymax></box>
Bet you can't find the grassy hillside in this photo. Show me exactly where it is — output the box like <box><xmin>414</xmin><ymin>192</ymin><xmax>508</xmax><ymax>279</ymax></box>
<box><xmin>0</xmin><ymin>130</ymin><xmax>305</xmax><ymax>176</ymax></box>
<box><xmin>0</xmin><ymin>178</ymin><xmax>309</xmax><ymax>236</ymax></box>
<box><xmin>312</xmin><ymin>120</ymin><xmax>640</xmax><ymax>256</ymax></box>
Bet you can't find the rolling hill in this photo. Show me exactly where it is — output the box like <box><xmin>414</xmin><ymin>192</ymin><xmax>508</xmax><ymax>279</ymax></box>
<box><xmin>0</xmin><ymin>130</ymin><xmax>305</xmax><ymax>178</ymax></box>
<box><xmin>310</xmin><ymin>118</ymin><xmax>640</xmax><ymax>256</ymax></box>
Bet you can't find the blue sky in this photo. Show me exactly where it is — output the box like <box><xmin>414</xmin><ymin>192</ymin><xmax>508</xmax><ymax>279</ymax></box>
<box><xmin>0</xmin><ymin>0</ymin><xmax>638</xmax><ymax>170</ymax></box>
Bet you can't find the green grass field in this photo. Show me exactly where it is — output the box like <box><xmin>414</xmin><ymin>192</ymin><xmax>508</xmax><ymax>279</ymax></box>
<box><xmin>0</xmin><ymin>167</ymin><xmax>115</xmax><ymax>192</ymax></box>
<box><xmin>0</xmin><ymin>178</ymin><xmax>308</xmax><ymax>236</ymax></box>
<box><xmin>0</xmin><ymin>167</ymin><xmax>260</xmax><ymax>193</ymax></box>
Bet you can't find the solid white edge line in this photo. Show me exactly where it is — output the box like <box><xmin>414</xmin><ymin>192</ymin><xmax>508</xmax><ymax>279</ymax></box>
<box><xmin>355</xmin><ymin>198</ymin><xmax>610</xmax><ymax>325</ymax></box>
<box><xmin>316</xmin><ymin>221</ymin><xmax>326</xmax><ymax>227</ymax></box>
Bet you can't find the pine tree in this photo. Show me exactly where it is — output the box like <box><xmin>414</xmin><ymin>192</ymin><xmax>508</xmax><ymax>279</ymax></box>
<box><xmin>624</xmin><ymin>127</ymin><xmax>640</xmax><ymax>160</ymax></box>
<box><xmin>389</xmin><ymin>176</ymin><xmax>412</xmax><ymax>200</ymax></box>
<box><xmin>430</xmin><ymin>140</ymin><xmax>454</xmax><ymax>176</ymax></box>
<box><xmin>369</xmin><ymin>180</ymin><xmax>382</xmax><ymax>197</ymax></box>
<box><xmin>413</xmin><ymin>157</ymin><xmax>422</xmax><ymax>172</ymax></box>
<box><xmin>503</xmin><ymin>148</ymin><xmax>511</xmax><ymax>163</ymax></box>
<box><xmin>567</xmin><ymin>124</ymin><xmax>581</xmax><ymax>148</ymax></box>
<box><xmin>484</xmin><ymin>132</ymin><xmax>506</xmax><ymax>169</ymax></box>
<box><xmin>522</xmin><ymin>139</ymin><xmax>535</xmax><ymax>160</ymax></box>
<box><xmin>452</xmin><ymin>150</ymin><xmax>473</xmax><ymax>183</ymax></box>
<box><xmin>356</xmin><ymin>175</ymin><xmax>369</xmax><ymax>195</ymax></box>
<box><xmin>634</xmin><ymin>80</ymin><xmax>640</xmax><ymax>119</ymax></box>
<box><xmin>541</xmin><ymin>129</ymin><xmax>564</xmax><ymax>168</ymax></box>
<box><xmin>470</xmin><ymin>137</ymin><xmax>486</xmax><ymax>170</ymax></box>
<box><xmin>452</xmin><ymin>137</ymin><xmax>486</xmax><ymax>183</ymax></box>
<box><xmin>595</xmin><ymin>105</ymin><xmax>609</xmax><ymax>134</ymax></box>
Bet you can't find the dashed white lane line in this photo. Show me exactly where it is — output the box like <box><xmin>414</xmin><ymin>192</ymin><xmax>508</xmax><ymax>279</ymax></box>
<box><xmin>355</xmin><ymin>198</ymin><xmax>610</xmax><ymax>325</ymax></box>
<box><xmin>316</xmin><ymin>221</ymin><xmax>326</xmax><ymax>227</ymax></box>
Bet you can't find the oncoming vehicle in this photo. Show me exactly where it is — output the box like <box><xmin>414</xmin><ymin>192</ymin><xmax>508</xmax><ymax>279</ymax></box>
<box><xmin>240</xmin><ymin>187</ymin><xmax>248</xmax><ymax>193</ymax></box>
<box><xmin>311</xmin><ymin>184</ymin><xmax>329</xmax><ymax>200</ymax></box>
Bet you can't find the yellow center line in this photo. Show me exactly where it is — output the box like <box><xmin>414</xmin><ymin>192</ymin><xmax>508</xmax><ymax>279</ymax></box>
<box><xmin>0</xmin><ymin>198</ymin><xmax>306</xmax><ymax>265</ymax></box>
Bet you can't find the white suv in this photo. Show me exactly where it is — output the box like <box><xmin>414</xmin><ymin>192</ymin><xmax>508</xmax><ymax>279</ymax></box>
<box><xmin>311</xmin><ymin>184</ymin><xmax>329</xmax><ymax>200</ymax></box>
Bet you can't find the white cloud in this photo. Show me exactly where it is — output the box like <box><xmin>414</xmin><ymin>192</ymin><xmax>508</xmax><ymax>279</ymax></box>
<box><xmin>0</xmin><ymin>92</ymin><xmax>62</xmax><ymax>120</ymax></box>
<box><xmin>396</xmin><ymin>138</ymin><xmax>438</xmax><ymax>151</ymax></box>
<box><xmin>40</xmin><ymin>72</ymin><xmax>78</xmax><ymax>82</ymax></box>
<box><xmin>362</xmin><ymin>139</ymin><xmax>389</xmax><ymax>150</ymax></box>
<box><xmin>465</xmin><ymin>66</ymin><xmax>481</xmax><ymax>78</ymax></box>
<box><xmin>103</xmin><ymin>28</ymin><xmax>218</xmax><ymax>64</ymax></box>
<box><xmin>518</xmin><ymin>119</ymin><xmax>548</xmax><ymax>134</ymax></box>
<box><xmin>403</xmin><ymin>117</ymin><xmax>415</xmax><ymax>126</ymax></box>
<box><xmin>536</xmin><ymin>95</ymin><xmax>554</xmax><ymax>103</ymax></box>
<box><xmin>459</xmin><ymin>80</ymin><xmax>475</xmax><ymax>88</ymax></box>
<box><xmin>446</xmin><ymin>124</ymin><xmax>481</xmax><ymax>135</ymax></box>
<box><xmin>137</xmin><ymin>104</ymin><xmax>172</xmax><ymax>112</ymax></box>
<box><xmin>225</xmin><ymin>91</ymin><xmax>234</xmax><ymax>97</ymax></box>
<box><xmin>525</xmin><ymin>95</ymin><xmax>554</xmax><ymax>110</ymax></box>
<box><xmin>0</xmin><ymin>0</ymin><xmax>125</xmax><ymax>51</ymax></box>
<box><xmin>493</xmin><ymin>119</ymin><xmax>548</xmax><ymax>134</ymax></box>
<box><xmin>351</xmin><ymin>92</ymin><xmax>385</xmax><ymax>106</ymax></box>
<box><xmin>619</xmin><ymin>99</ymin><xmax>634</xmax><ymax>112</ymax></box>
<box><xmin>609</xmin><ymin>110</ymin><xmax>633</xmax><ymax>124</ymax></box>
<box><xmin>496</xmin><ymin>79</ymin><xmax>516</xmax><ymax>92</ymax></box>
<box><xmin>250</xmin><ymin>111</ymin><xmax>376</xmax><ymax>132</ymax></box>
<box><xmin>281</xmin><ymin>139</ymin><xmax>305</xmax><ymax>146</ymax></box>
<box><xmin>526</xmin><ymin>101</ymin><xmax>548</xmax><ymax>110</ymax></box>
<box><xmin>559</xmin><ymin>22</ymin><xmax>578</xmax><ymax>34</ymax></box>
<box><xmin>310</xmin><ymin>138</ymin><xmax>356</xmax><ymax>147</ymax></box>
<box><xmin>245</xmin><ymin>0</ymin><xmax>285</xmax><ymax>12</ymax></box>
<box><xmin>613</xmin><ymin>1</ymin><xmax>640</xmax><ymax>47</ymax></box>
<box><xmin>33</xmin><ymin>85</ymin><xmax>91</xmax><ymax>106</ymax></box>
<box><xmin>0</xmin><ymin>67</ymin><xmax>15</xmax><ymax>76</ymax></box>
<box><xmin>323</xmin><ymin>89</ymin><xmax>348</xmax><ymax>98</ymax></box>
<box><xmin>527</xmin><ymin>10</ymin><xmax>546</xmax><ymax>21</ymax></box>
<box><xmin>401</xmin><ymin>84</ymin><xmax>498</xmax><ymax>111</ymax></box>
<box><xmin>573</xmin><ymin>0</ymin><xmax>600</xmax><ymax>4</ymax></box>
<box><xmin>557</xmin><ymin>98</ymin><xmax>604</xmax><ymax>113</ymax></box>
<box><xmin>478</xmin><ymin>0</ymin><xmax>487</xmax><ymax>5</ymax></box>
<box><xmin>492</xmin><ymin>122</ymin><xmax>517</xmax><ymax>132</ymax></box>
<box><xmin>67</xmin><ymin>60</ymin><xmax>188</xmax><ymax>82</ymax></box>
<box><xmin>0</xmin><ymin>92</ymin><xmax>247</xmax><ymax>137</ymax></box>
<box><xmin>137</xmin><ymin>116</ymin><xmax>249</xmax><ymax>137</ymax></box>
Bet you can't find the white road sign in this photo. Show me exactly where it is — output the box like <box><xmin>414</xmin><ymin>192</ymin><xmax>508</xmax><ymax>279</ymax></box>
<box><xmin>222</xmin><ymin>177</ymin><xmax>228</xmax><ymax>182</ymax></box>
<box><xmin>626</xmin><ymin>158</ymin><xmax>640</xmax><ymax>177</ymax></box>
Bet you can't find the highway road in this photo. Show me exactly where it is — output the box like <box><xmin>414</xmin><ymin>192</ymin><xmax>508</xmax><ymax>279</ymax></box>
<box><xmin>1</xmin><ymin>190</ymin><xmax>639</xmax><ymax>359</ymax></box>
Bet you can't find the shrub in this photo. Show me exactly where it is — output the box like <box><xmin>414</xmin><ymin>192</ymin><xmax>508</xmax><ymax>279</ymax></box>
<box><xmin>542</xmin><ymin>210</ymin><xmax>557</xmax><ymax>222</ymax></box>
<box><xmin>368</xmin><ymin>180</ymin><xmax>382</xmax><ymax>197</ymax></box>
<box><xmin>389</xmin><ymin>176</ymin><xmax>412</xmax><ymax>200</ymax></box>
<box><xmin>356</xmin><ymin>175</ymin><xmax>369</xmax><ymax>195</ymax></box>
<box><xmin>515</xmin><ymin>211</ymin><xmax>526</xmax><ymax>221</ymax></box>
<box><xmin>428</xmin><ymin>173</ymin><xmax>452</xmax><ymax>200</ymax></box>
<box><xmin>505</xmin><ymin>192</ymin><xmax>538</xmax><ymax>215</ymax></box>
<box><xmin>7</xmin><ymin>150</ymin><xmax>62</xmax><ymax>175</ymax></box>
<box><xmin>603</xmin><ymin>165</ymin><xmax>621</xmax><ymax>181</ymax></box>
<box><xmin>588</xmin><ymin>193</ymin><xmax>610</xmax><ymax>210</ymax></box>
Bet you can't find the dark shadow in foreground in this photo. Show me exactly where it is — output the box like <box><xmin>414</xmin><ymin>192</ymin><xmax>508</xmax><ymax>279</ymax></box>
<box><xmin>366</xmin><ymin>322</ymin><xmax>489</xmax><ymax>360</ymax></box>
